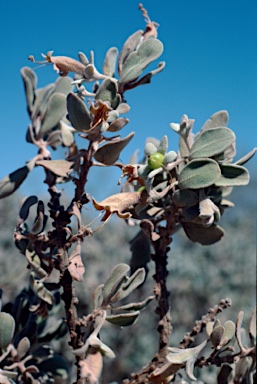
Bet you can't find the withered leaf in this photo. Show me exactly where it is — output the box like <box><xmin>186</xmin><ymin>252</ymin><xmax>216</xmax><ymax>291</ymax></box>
<box><xmin>36</xmin><ymin>159</ymin><xmax>74</xmax><ymax>177</ymax></box>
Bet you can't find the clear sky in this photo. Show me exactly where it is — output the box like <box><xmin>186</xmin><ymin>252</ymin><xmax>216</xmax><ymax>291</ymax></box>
<box><xmin>0</xmin><ymin>0</ymin><xmax>256</xmax><ymax>199</ymax></box>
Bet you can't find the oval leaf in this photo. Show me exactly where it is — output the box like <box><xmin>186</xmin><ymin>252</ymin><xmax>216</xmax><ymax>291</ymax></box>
<box><xmin>210</xmin><ymin>325</ymin><xmax>225</xmax><ymax>348</ymax></box>
<box><xmin>40</xmin><ymin>93</ymin><xmax>67</xmax><ymax>135</ymax></box>
<box><xmin>103</xmin><ymin>47</ymin><xmax>118</xmax><ymax>77</ymax></box>
<box><xmin>102</xmin><ymin>264</ymin><xmax>130</xmax><ymax>306</ymax></box>
<box><xmin>67</xmin><ymin>92</ymin><xmax>92</xmax><ymax>132</ymax></box>
<box><xmin>181</xmin><ymin>222</ymin><xmax>225</xmax><ymax>245</ymax></box>
<box><xmin>94</xmin><ymin>132</ymin><xmax>134</xmax><ymax>165</ymax></box>
<box><xmin>178</xmin><ymin>158</ymin><xmax>221</xmax><ymax>189</ymax></box>
<box><xmin>106</xmin><ymin>311</ymin><xmax>140</xmax><ymax>326</ymax></box>
<box><xmin>36</xmin><ymin>159</ymin><xmax>74</xmax><ymax>177</ymax></box>
<box><xmin>120</xmin><ymin>39</ymin><xmax>163</xmax><ymax>83</ymax></box>
<box><xmin>118</xmin><ymin>30</ymin><xmax>143</xmax><ymax>75</ymax></box>
<box><xmin>108</xmin><ymin>117</ymin><xmax>129</xmax><ymax>132</ymax></box>
<box><xmin>201</xmin><ymin>110</ymin><xmax>229</xmax><ymax>131</ymax></box>
<box><xmin>95</xmin><ymin>78</ymin><xmax>120</xmax><ymax>109</ymax></box>
<box><xmin>0</xmin><ymin>166</ymin><xmax>30</xmax><ymax>199</ymax></box>
<box><xmin>215</xmin><ymin>164</ymin><xmax>249</xmax><ymax>187</ymax></box>
<box><xmin>17</xmin><ymin>337</ymin><xmax>31</xmax><ymax>360</ymax></box>
<box><xmin>0</xmin><ymin>312</ymin><xmax>15</xmax><ymax>349</ymax></box>
<box><xmin>190</xmin><ymin>127</ymin><xmax>235</xmax><ymax>159</ymax></box>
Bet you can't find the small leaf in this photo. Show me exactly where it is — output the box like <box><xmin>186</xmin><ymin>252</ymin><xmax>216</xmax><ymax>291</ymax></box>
<box><xmin>30</xmin><ymin>274</ymin><xmax>54</xmax><ymax>305</ymax></box>
<box><xmin>31</xmin><ymin>200</ymin><xmax>46</xmax><ymax>235</ymax></box>
<box><xmin>106</xmin><ymin>311</ymin><xmax>140</xmax><ymax>326</ymax></box>
<box><xmin>120</xmin><ymin>39</ymin><xmax>163</xmax><ymax>83</ymax></box>
<box><xmin>94</xmin><ymin>131</ymin><xmax>134</xmax><ymax>165</ymax></box>
<box><xmin>235</xmin><ymin>147</ymin><xmax>257</xmax><ymax>166</ymax></box>
<box><xmin>201</xmin><ymin>110</ymin><xmax>229</xmax><ymax>131</ymax></box>
<box><xmin>36</xmin><ymin>159</ymin><xmax>74</xmax><ymax>177</ymax></box>
<box><xmin>40</xmin><ymin>93</ymin><xmax>67</xmax><ymax>136</ymax></box>
<box><xmin>111</xmin><ymin>296</ymin><xmax>154</xmax><ymax>312</ymax></box>
<box><xmin>222</xmin><ymin>320</ymin><xmax>236</xmax><ymax>343</ymax></box>
<box><xmin>178</xmin><ymin>158</ymin><xmax>221</xmax><ymax>189</ymax></box>
<box><xmin>108</xmin><ymin>117</ymin><xmax>129</xmax><ymax>132</ymax></box>
<box><xmin>93</xmin><ymin>284</ymin><xmax>104</xmax><ymax>309</ymax></box>
<box><xmin>157</xmin><ymin>136</ymin><xmax>168</xmax><ymax>155</ymax></box>
<box><xmin>215</xmin><ymin>164</ymin><xmax>250</xmax><ymax>187</ymax></box>
<box><xmin>101</xmin><ymin>264</ymin><xmax>130</xmax><ymax>306</ymax></box>
<box><xmin>210</xmin><ymin>325</ymin><xmax>225</xmax><ymax>348</ymax></box>
<box><xmin>67</xmin><ymin>92</ymin><xmax>92</xmax><ymax>131</ymax></box>
<box><xmin>17</xmin><ymin>337</ymin><xmax>30</xmax><ymax>360</ymax></box>
<box><xmin>20</xmin><ymin>67</ymin><xmax>37</xmax><ymax>114</ymax></box>
<box><xmin>59</xmin><ymin>121</ymin><xmax>75</xmax><ymax>146</ymax></box>
<box><xmin>181</xmin><ymin>222</ymin><xmax>225</xmax><ymax>245</ymax></box>
<box><xmin>0</xmin><ymin>312</ymin><xmax>15</xmax><ymax>349</ymax></box>
<box><xmin>0</xmin><ymin>166</ymin><xmax>30</xmax><ymax>199</ymax></box>
<box><xmin>95</xmin><ymin>78</ymin><xmax>120</xmax><ymax>109</ymax></box>
<box><xmin>18</xmin><ymin>195</ymin><xmax>38</xmax><ymax>223</ymax></box>
<box><xmin>144</xmin><ymin>142</ymin><xmax>157</xmax><ymax>156</ymax></box>
<box><xmin>25</xmin><ymin>249</ymin><xmax>48</xmax><ymax>279</ymax></box>
<box><xmin>68</xmin><ymin>242</ymin><xmax>85</xmax><ymax>282</ymax></box>
<box><xmin>190</xmin><ymin>127</ymin><xmax>235</xmax><ymax>159</ymax></box>
<box><xmin>118</xmin><ymin>30</ymin><xmax>143</xmax><ymax>75</ymax></box>
<box><xmin>110</xmin><ymin>268</ymin><xmax>145</xmax><ymax>302</ymax></box>
<box><xmin>103</xmin><ymin>47</ymin><xmax>118</xmax><ymax>77</ymax></box>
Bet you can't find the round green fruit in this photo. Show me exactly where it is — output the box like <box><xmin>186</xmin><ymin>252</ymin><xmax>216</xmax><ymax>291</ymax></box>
<box><xmin>148</xmin><ymin>152</ymin><xmax>165</xmax><ymax>170</ymax></box>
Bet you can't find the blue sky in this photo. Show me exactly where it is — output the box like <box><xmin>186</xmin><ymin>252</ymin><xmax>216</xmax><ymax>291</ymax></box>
<box><xmin>0</xmin><ymin>0</ymin><xmax>256</xmax><ymax>199</ymax></box>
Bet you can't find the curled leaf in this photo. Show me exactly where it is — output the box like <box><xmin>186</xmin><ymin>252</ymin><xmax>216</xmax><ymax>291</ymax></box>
<box><xmin>92</xmin><ymin>191</ymin><xmax>142</xmax><ymax>222</ymax></box>
<box><xmin>106</xmin><ymin>311</ymin><xmax>140</xmax><ymax>326</ymax></box>
<box><xmin>30</xmin><ymin>273</ymin><xmax>54</xmax><ymax>305</ymax></box>
<box><xmin>94</xmin><ymin>132</ymin><xmax>134</xmax><ymax>165</ymax></box>
<box><xmin>0</xmin><ymin>166</ymin><xmax>31</xmax><ymax>199</ymax></box>
<box><xmin>215</xmin><ymin>164</ymin><xmax>250</xmax><ymax>187</ymax></box>
<box><xmin>26</xmin><ymin>249</ymin><xmax>48</xmax><ymax>279</ymax></box>
<box><xmin>181</xmin><ymin>222</ymin><xmax>225</xmax><ymax>245</ymax></box>
<box><xmin>31</xmin><ymin>200</ymin><xmax>46</xmax><ymax>235</ymax></box>
<box><xmin>18</xmin><ymin>195</ymin><xmax>38</xmax><ymax>224</ymax></box>
<box><xmin>101</xmin><ymin>264</ymin><xmax>130</xmax><ymax>306</ymax></box>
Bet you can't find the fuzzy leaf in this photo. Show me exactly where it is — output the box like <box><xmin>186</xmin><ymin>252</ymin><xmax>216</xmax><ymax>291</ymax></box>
<box><xmin>157</xmin><ymin>136</ymin><xmax>168</xmax><ymax>155</ymax></box>
<box><xmin>103</xmin><ymin>47</ymin><xmax>118</xmax><ymax>77</ymax></box>
<box><xmin>40</xmin><ymin>93</ymin><xmax>67</xmax><ymax>135</ymax></box>
<box><xmin>25</xmin><ymin>249</ymin><xmax>48</xmax><ymax>279</ymax></box>
<box><xmin>0</xmin><ymin>312</ymin><xmax>15</xmax><ymax>349</ymax></box>
<box><xmin>210</xmin><ymin>325</ymin><xmax>225</xmax><ymax>348</ymax></box>
<box><xmin>67</xmin><ymin>92</ymin><xmax>92</xmax><ymax>131</ymax></box>
<box><xmin>36</xmin><ymin>159</ymin><xmax>74</xmax><ymax>177</ymax></box>
<box><xmin>181</xmin><ymin>222</ymin><xmax>225</xmax><ymax>245</ymax></box>
<box><xmin>30</xmin><ymin>274</ymin><xmax>54</xmax><ymax>305</ymax></box>
<box><xmin>94</xmin><ymin>131</ymin><xmax>134</xmax><ymax>165</ymax></box>
<box><xmin>68</xmin><ymin>243</ymin><xmax>85</xmax><ymax>282</ymax></box>
<box><xmin>144</xmin><ymin>142</ymin><xmax>157</xmax><ymax>156</ymax></box>
<box><xmin>20</xmin><ymin>67</ymin><xmax>37</xmax><ymax>114</ymax></box>
<box><xmin>54</xmin><ymin>76</ymin><xmax>73</xmax><ymax>95</ymax></box>
<box><xmin>31</xmin><ymin>200</ymin><xmax>46</xmax><ymax>235</ymax></box>
<box><xmin>30</xmin><ymin>83</ymin><xmax>55</xmax><ymax>124</ymax></box>
<box><xmin>93</xmin><ymin>284</ymin><xmax>104</xmax><ymax>309</ymax></box>
<box><xmin>108</xmin><ymin>117</ymin><xmax>129</xmax><ymax>132</ymax></box>
<box><xmin>201</xmin><ymin>110</ymin><xmax>229</xmax><ymax>131</ymax></box>
<box><xmin>101</xmin><ymin>264</ymin><xmax>130</xmax><ymax>306</ymax></box>
<box><xmin>95</xmin><ymin>78</ymin><xmax>120</xmax><ymax>109</ymax></box>
<box><xmin>18</xmin><ymin>195</ymin><xmax>38</xmax><ymax>223</ymax></box>
<box><xmin>0</xmin><ymin>166</ymin><xmax>31</xmax><ymax>199</ymax></box>
<box><xmin>118</xmin><ymin>30</ymin><xmax>143</xmax><ymax>75</ymax></box>
<box><xmin>110</xmin><ymin>268</ymin><xmax>145</xmax><ymax>302</ymax></box>
<box><xmin>223</xmin><ymin>320</ymin><xmax>236</xmax><ymax>342</ymax></box>
<box><xmin>59</xmin><ymin>121</ymin><xmax>75</xmax><ymax>146</ymax></box>
<box><xmin>79</xmin><ymin>350</ymin><xmax>103</xmax><ymax>381</ymax></box>
<box><xmin>17</xmin><ymin>337</ymin><xmax>31</xmax><ymax>360</ymax></box>
<box><xmin>120</xmin><ymin>39</ymin><xmax>163</xmax><ymax>83</ymax></box>
<box><xmin>178</xmin><ymin>158</ymin><xmax>221</xmax><ymax>189</ymax></box>
<box><xmin>215</xmin><ymin>164</ymin><xmax>249</xmax><ymax>186</ymax></box>
<box><xmin>106</xmin><ymin>311</ymin><xmax>140</xmax><ymax>326</ymax></box>
<box><xmin>111</xmin><ymin>296</ymin><xmax>154</xmax><ymax>312</ymax></box>
<box><xmin>235</xmin><ymin>147</ymin><xmax>257</xmax><ymax>166</ymax></box>
<box><xmin>190</xmin><ymin>127</ymin><xmax>235</xmax><ymax>159</ymax></box>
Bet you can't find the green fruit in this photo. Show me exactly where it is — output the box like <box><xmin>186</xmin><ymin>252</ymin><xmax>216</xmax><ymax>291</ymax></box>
<box><xmin>148</xmin><ymin>152</ymin><xmax>165</xmax><ymax>170</ymax></box>
<box><xmin>137</xmin><ymin>186</ymin><xmax>146</xmax><ymax>192</ymax></box>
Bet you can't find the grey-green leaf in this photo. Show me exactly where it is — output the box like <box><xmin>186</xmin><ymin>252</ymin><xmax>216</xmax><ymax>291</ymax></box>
<box><xmin>67</xmin><ymin>92</ymin><xmax>92</xmax><ymax>131</ymax></box>
<box><xmin>210</xmin><ymin>325</ymin><xmax>225</xmax><ymax>348</ymax></box>
<box><xmin>106</xmin><ymin>311</ymin><xmax>140</xmax><ymax>326</ymax></box>
<box><xmin>103</xmin><ymin>47</ymin><xmax>118</xmax><ymax>77</ymax></box>
<box><xmin>120</xmin><ymin>39</ymin><xmax>163</xmax><ymax>83</ymax></box>
<box><xmin>215</xmin><ymin>164</ymin><xmax>249</xmax><ymax>187</ymax></box>
<box><xmin>0</xmin><ymin>312</ymin><xmax>15</xmax><ymax>349</ymax></box>
<box><xmin>0</xmin><ymin>166</ymin><xmax>30</xmax><ymax>199</ymax></box>
<box><xmin>118</xmin><ymin>30</ymin><xmax>143</xmax><ymax>75</ymax></box>
<box><xmin>54</xmin><ymin>76</ymin><xmax>73</xmax><ymax>95</ymax></box>
<box><xmin>201</xmin><ymin>110</ymin><xmax>229</xmax><ymax>131</ymax></box>
<box><xmin>16</xmin><ymin>337</ymin><xmax>31</xmax><ymax>360</ymax></box>
<box><xmin>40</xmin><ymin>93</ymin><xmax>67</xmax><ymax>136</ymax></box>
<box><xmin>20</xmin><ymin>67</ymin><xmax>37</xmax><ymax>114</ymax></box>
<box><xmin>94</xmin><ymin>132</ymin><xmax>134</xmax><ymax>165</ymax></box>
<box><xmin>111</xmin><ymin>268</ymin><xmax>145</xmax><ymax>302</ymax></box>
<box><xmin>101</xmin><ymin>264</ymin><xmax>130</xmax><ymax>306</ymax></box>
<box><xmin>172</xmin><ymin>189</ymin><xmax>199</xmax><ymax>207</ymax></box>
<box><xmin>31</xmin><ymin>84</ymin><xmax>55</xmax><ymax>124</ymax></box>
<box><xmin>235</xmin><ymin>147</ymin><xmax>257</xmax><ymax>166</ymax></box>
<box><xmin>111</xmin><ymin>296</ymin><xmax>154</xmax><ymax>312</ymax></box>
<box><xmin>190</xmin><ymin>127</ymin><xmax>235</xmax><ymax>159</ymax></box>
<box><xmin>181</xmin><ymin>222</ymin><xmax>225</xmax><ymax>245</ymax></box>
<box><xmin>157</xmin><ymin>136</ymin><xmax>168</xmax><ymax>155</ymax></box>
<box><xmin>108</xmin><ymin>117</ymin><xmax>129</xmax><ymax>132</ymax></box>
<box><xmin>95</xmin><ymin>78</ymin><xmax>120</xmax><ymax>109</ymax></box>
<box><xmin>178</xmin><ymin>158</ymin><xmax>221</xmax><ymax>189</ymax></box>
